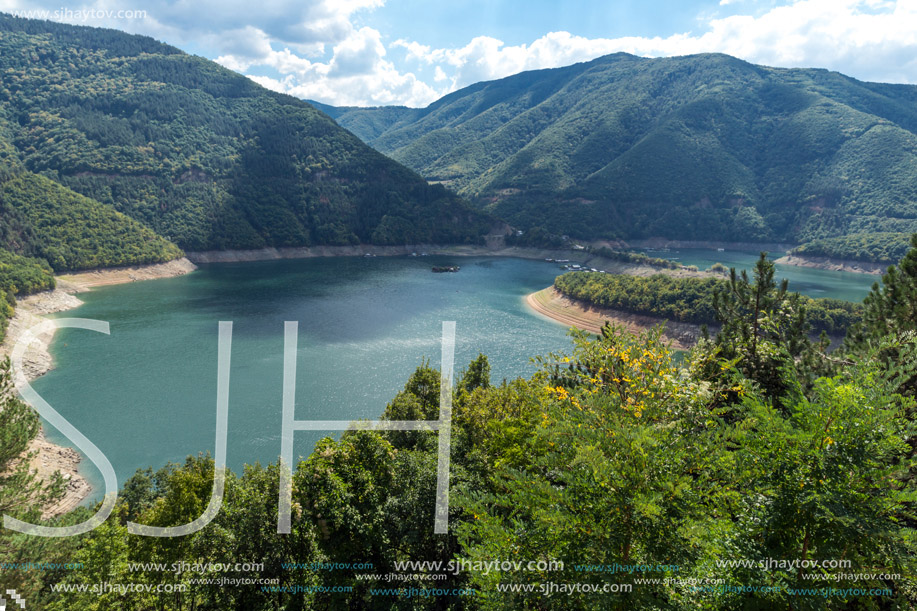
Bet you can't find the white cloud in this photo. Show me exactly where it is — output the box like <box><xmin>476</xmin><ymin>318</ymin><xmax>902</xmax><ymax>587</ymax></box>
<box><xmin>213</xmin><ymin>24</ymin><xmax>440</xmax><ymax>106</ymax></box>
<box><xmin>0</xmin><ymin>0</ymin><xmax>445</xmax><ymax>106</ymax></box>
<box><xmin>328</xmin><ymin>27</ymin><xmax>386</xmax><ymax>77</ymax></box>
<box><xmin>4</xmin><ymin>0</ymin><xmax>917</xmax><ymax>106</ymax></box>
<box><xmin>395</xmin><ymin>0</ymin><xmax>917</xmax><ymax>97</ymax></box>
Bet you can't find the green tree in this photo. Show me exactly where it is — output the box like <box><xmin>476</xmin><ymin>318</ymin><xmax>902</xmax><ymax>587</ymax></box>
<box><xmin>847</xmin><ymin>234</ymin><xmax>917</xmax><ymax>396</ymax></box>
<box><xmin>713</xmin><ymin>253</ymin><xmax>826</xmax><ymax>407</ymax></box>
<box><xmin>458</xmin><ymin>353</ymin><xmax>491</xmax><ymax>394</ymax></box>
<box><xmin>0</xmin><ymin>358</ymin><xmax>66</xmax><ymax>599</ymax></box>
<box><xmin>456</xmin><ymin>325</ymin><xmax>735</xmax><ymax>609</ymax></box>
<box><xmin>719</xmin><ymin>349</ymin><xmax>916</xmax><ymax>609</ymax></box>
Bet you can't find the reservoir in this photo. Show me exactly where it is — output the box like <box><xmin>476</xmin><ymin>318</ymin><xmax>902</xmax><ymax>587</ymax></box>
<box><xmin>32</xmin><ymin>252</ymin><xmax>877</xmax><ymax>500</ymax></box>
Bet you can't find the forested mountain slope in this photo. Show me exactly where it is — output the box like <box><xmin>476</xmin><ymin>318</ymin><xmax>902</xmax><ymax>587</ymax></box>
<box><xmin>0</xmin><ymin>14</ymin><xmax>491</xmax><ymax>252</ymax></box>
<box><xmin>329</xmin><ymin>53</ymin><xmax>917</xmax><ymax>243</ymax></box>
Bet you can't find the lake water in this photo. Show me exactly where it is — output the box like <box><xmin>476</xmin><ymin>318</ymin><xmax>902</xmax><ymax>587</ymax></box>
<box><xmin>641</xmin><ymin>248</ymin><xmax>878</xmax><ymax>302</ymax></box>
<box><xmin>36</xmin><ymin>256</ymin><xmax>571</xmax><ymax>500</ymax></box>
<box><xmin>32</xmin><ymin>252</ymin><xmax>878</xmax><ymax>501</ymax></box>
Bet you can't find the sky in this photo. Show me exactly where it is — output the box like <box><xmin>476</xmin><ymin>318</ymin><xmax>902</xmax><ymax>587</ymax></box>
<box><xmin>2</xmin><ymin>0</ymin><xmax>917</xmax><ymax>107</ymax></box>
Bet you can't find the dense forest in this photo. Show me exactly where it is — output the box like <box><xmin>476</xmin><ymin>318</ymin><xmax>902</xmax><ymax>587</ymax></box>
<box><xmin>791</xmin><ymin>231</ymin><xmax>913</xmax><ymax>264</ymax></box>
<box><xmin>329</xmin><ymin>53</ymin><xmax>917</xmax><ymax>244</ymax></box>
<box><xmin>0</xmin><ymin>169</ymin><xmax>183</xmax><ymax>271</ymax></box>
<box><xmin>0</xmin><ymin>14</ymin><xmax>492</xmax><ymax>252</ymax></box>
<box><xmin>0</xmin><ymin>248</ymin><xmax>54</xmax><ymax>342</ymax></box>
<box><xmin>586</xmin><ymin>246</ymin><xmax>683</xmax><ymax>270</ymax></box>
<box><xmin>0</xmin><ymin>13</ymin><xmax>495</xmax><ymax>353</ymax></box>
<box><xmin>3</xmin><ymin>240</ymin><xmax>916</xmax><ymax>610</ymax></box>
<box><xmin>2</xmin><ymin>12</ymin><xmax>917</xmax><ymax>609</ymax></box>
<box><xmin>554</xmin><ymin>262</ymin><xmax>863</xmax><ymax>336</ymax></box>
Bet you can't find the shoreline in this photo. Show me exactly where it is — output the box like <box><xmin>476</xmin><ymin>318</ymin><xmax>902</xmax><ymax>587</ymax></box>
<box><xmin>624</xmin><ymin>238</ymin><xmax>796</xmax><ymax>253</ymax></box>
<box><xmin>185</xmin><ymin>244</ymin><xmax>596</xmax><ymax>264</ymax></box>
<box><xmin>774</xmin><ymin>254</ymin><xmax>887</xmax><ymax>275</ymax></box>
<box><xmin>186</xmin><ymin>243</ymin><xmax>718</xmax><ymax>279</ymax></box>
<box><xmin>1</xmin><ymin>257</ymin><xmax>197</xmax><ymax>518</ymax></box>
<box><xmin>0</xmin><ymin>245</ymin><xmax>700</xmax><ymax>519</ymax></box>
<box><xmin>525</xmin><ymin>287</ymin><xmax>707</xmax><ymax>350</ymax></box>
<box><xmin>3</xmin><ymin>241</ymin><xmax>878</xmax><ymax>518</ymax></box>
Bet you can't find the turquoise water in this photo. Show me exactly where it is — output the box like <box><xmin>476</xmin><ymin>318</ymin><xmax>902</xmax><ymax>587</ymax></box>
<box><xmin>640</xmin><ymin>248</ymin><xmax>878</xmax><ymax>302</ymax></box>
<box><xmin>32</xmin><ymin>253</ymin><xmax>877</xmax><ymax>501</ymax></box>
<box><xmin>34</xmin><ymin>256</ymin><xmax>572</xmax><ymax>500</ymax></box>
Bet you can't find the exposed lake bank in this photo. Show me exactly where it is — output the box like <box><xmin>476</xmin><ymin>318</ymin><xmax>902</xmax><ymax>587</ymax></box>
<box><xmin>525</xmin><ymin>287</ymin><xmax>707</xmax><ymax>350</ymax></box>
<box><xmin>8</xmin><ymin>241</ymin><xmax>879</xmax><ymax>517</ymax></box>
<box><xmin>774</xmin><ymin>254</ymin><xmax>887</xmax><ymax>275</ymax></box>
<box><xmin>186</xmin><ymin>244</ymin><xmax>716</xmax><ymax>279</ymax></box>
<box><xmin>1</xmin><ymin>257</ymin><xmax>197</xmax><ymax>517</ymax></box>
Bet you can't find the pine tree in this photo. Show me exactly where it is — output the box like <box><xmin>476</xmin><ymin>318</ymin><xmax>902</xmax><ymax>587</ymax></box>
<box><xmin>846</xmin><ymin>233</ymin><xmax>917</xmax><ymax>397</ymax></box>
<box><xmin>712</xmin><ymin>253</ymin><xmax>816</xmax><ymax>407</ymax></box>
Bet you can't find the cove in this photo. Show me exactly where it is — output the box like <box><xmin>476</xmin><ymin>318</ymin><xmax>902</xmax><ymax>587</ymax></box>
<box><xmin>32</xmin><ymin>253</ymin><xmax>877</xmax><ymax>502</ymax></box>
<box><xmin>643</xmin><ymin>248</ymin><xmax>877</xmax><ymax>302</ymax></box>
<box><xmin>34</xmin><ymin>256</ymin><xmax>572</xmax><ymax>501</ymax></box>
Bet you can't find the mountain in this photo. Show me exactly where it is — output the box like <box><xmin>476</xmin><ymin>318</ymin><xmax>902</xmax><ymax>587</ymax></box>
<box><xmin>327</xmin><ymin>53</ymin><xmax>917</xmax><ymax>243</ymax></box>
<box><xmin>0</xmin><ymin>14</ymin><xmax>491</xmax><ymax>256</ymax></box>
<box><xmin>0</xmin><ymin>116</ymin><xmax>180</xmax><ymax>272</ymax></box>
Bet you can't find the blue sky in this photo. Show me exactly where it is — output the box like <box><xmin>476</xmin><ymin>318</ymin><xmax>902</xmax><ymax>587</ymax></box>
<box><xmin>3</xmin><ymin>0</ymin><xmax>917</xmax><ymax>106</ymax></box>
<box><xmin>363</xmin><ymin>0</ymin><xmax>721</xmax><ymax>48</ymax></box>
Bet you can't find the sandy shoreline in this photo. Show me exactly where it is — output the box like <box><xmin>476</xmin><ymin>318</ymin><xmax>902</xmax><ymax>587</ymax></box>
<box><xmin>525</xmin><ymin>287</ymin><xmax>708</xmax><ymax>351</ymax></box>
<box><xmin>2</xmin><ymin>245</ymin><xmax>704</xmax><ymax>519</ymax></box>
<box><xmin>1</xmin><ymin>257</ymin><xmax>197</xmax><ymax>518</ymax></box>
<box><xmin>774</xmin><ymin>254</ymin><xmax>887</xmax><ymax>275</ymax></box>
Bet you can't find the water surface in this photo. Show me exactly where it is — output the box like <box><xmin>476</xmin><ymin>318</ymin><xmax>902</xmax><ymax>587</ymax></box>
<box><xmin>36</xmin><ymin>256</ymin><xmax>572</xmax><ymax>500</ymax></box>
<box><xmin>641</xmin><ymin>248</ymin><xmax>877</xmax><ymax>302</ymax></box>
<box><xmin>34</xmin><ymin>253</ymin><xmax>877</xmax><ymax>501</ymax></box>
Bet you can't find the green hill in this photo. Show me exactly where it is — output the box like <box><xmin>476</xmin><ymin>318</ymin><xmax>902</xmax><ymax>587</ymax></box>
<box><xmin>0</xmin><ymin>14</ymin><xmax>491</xmax><ymax>253</ymax></box>
<box><xmin>791</xmin><ymin>232</ymin><xmax>913</xmax><ymax>264</ymax></box>
<box><xmin>0</xmin><ymin>110</ymin><xmax>181</xmax><ymax>271</ymax></box>
<box><xmin>328</xmin><ymin>53</ymin><xmax>917</xmax><ymax>243</ymax></box>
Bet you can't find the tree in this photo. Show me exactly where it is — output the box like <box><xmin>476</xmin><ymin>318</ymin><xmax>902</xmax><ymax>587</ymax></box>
<box><xmin>0</xmin><ymin>358</ymin><xmax>66</xmax><ymax>599</ymax></box>
<box><xmin>456</xmin><ymin>325</ymin><xmax>736</xmax><ymax>609</ymax></box>
<box><xmin>713</xmin><ymin>253</ymin><xmax>826</xmax><ymax>407</ymax></box>
<box><xmin>720</xmin><ymin>353</ymin><xmax>916</xmax><ymax>609</ymax></box>
<box><xmin>846</xmin><ymin>233</ymin><xmax>917</xmax><ymax>397</ymax></box>
<box><xmin>458</xmin><ymin>353</ymin><xmax>491</xmax><ymax>394</ymax></box>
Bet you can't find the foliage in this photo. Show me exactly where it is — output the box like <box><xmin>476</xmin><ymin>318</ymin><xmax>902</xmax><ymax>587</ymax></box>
<box><xmin>0</xmin><ymin>14</ymin><xmax>491</xmax><ymax>252</ymax></box>
<box><xmin>7</xmin><ymin>315</ymin><xmax>916</xmax><ymax>609</ymax></box>
<box><xmin>712</xmin><ymin>253</ymin><xmax>828</xmax><ymax>407</ymax></box>
<box><xmin>846</xmin><ymin>233</ymin><xmax>917</xmax><ymax>400</ymax></box>
<box><xmin>0</xmin><ymin>172</ymin><xmax>182</xmax><ymax>271</ymax></box>
<box><xmin>792</xmin><ymin>232</ymin><xmax>914</xmax><ymax>264</ymax></box>
<box><xmin>587</xmin><ymin>246</ymin><xmax>681</xmax><ymax>270</ymax></box>
<box><xmin>0</xmin><ymin>247</ymin><xmax>55</xmax><ymax>342</ymax></box>
<box><xmin>0</xmin><ymin>358</ymin><xmax>68</xmax><ymax>599</ymax></box>
<box><xmin>553</xmin><ymin>267</ymin><xmax>862</xmax><ymax>336</ymax></box>
<box><xmin>331</xmin><ymin>52</ymin><xmax>917</xmax><ymax>243</ymax></box>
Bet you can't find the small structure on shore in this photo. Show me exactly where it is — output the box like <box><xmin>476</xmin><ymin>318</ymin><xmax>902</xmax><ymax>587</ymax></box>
<box><xmin>432</xmin><ymin>265</ymin><xmax>460</xmax><ymax>273</ymax></box>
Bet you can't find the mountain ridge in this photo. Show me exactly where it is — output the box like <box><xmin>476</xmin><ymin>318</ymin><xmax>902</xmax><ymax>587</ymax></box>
<box><xmin>324</xmin><ymin>52</ymin><xmax>917</xmax><ymax>243</ymax></box>
<box><xmin>0</xmin><ymin>13</ymin><xmax>492</xmax><ymax>261</ymax></box>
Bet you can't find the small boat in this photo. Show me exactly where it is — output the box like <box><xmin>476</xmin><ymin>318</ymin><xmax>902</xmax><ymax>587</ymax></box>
<box><xmin>432</xmin><ymin>265</ymin><xmax>460</xmax><ymax>273</ymax></box>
